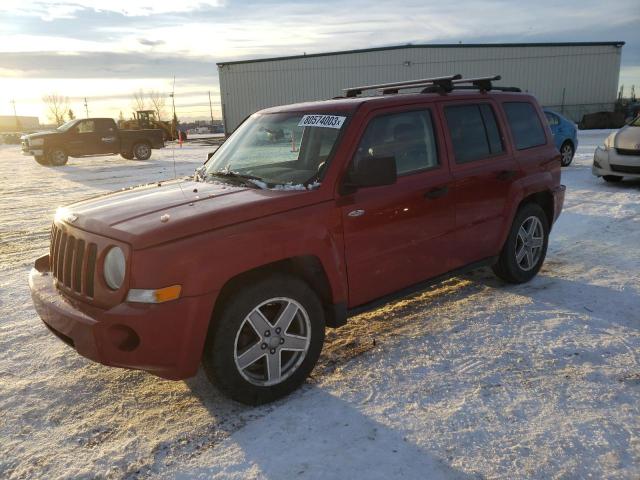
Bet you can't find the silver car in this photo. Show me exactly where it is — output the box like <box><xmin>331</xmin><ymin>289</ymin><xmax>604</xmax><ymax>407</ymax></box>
<box><xmin>593</xmin><ymin>116</ymin><xmax>640</xmax><ymax>182</ymax></box>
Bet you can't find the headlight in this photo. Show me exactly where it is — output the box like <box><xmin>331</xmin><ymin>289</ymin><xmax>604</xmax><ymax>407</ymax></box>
<box><xmin>104</xmin><ymin>247</ymin><xmax>126</xmax><ymax>290</ymax></box>
<box><xmin>30</xmin><ymin>138</ymin><xmax>44</xmax><ymax>147</ymax></box>
<box><xmin>603</xmin><ymin>133</ymin><xmax>616</xmax><ymax>150</ymax></box>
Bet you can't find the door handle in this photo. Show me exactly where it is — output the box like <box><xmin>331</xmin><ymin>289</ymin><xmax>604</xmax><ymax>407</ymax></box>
<box><xmin>496</xmin><ymin>170</ymin><xmax>517</xmax><ymax>181</ymax></box>
<box><xmin>424</xmin><ymin>186</ymin><xmax>449</xmax><ymax>199</ymax></box>
<box><xmin>101</xmin><ymin>137</ymin><xmax>116</xmax><ymax>143</ymax></box>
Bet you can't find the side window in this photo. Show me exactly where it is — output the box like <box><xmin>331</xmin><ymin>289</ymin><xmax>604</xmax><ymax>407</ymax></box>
<box><xmin>77</xmin><ymin>120</ymin><xmax>95</xmax><ymax>133</ymax></box>
<box><xmin>503</xmin><ymin>102</ymin><xmax>547</xmax><ymax>150</ymax></box>
<box><xmin>444</xmin><ymin>104</ymin><xmax>504</xmax><ymax>164</ymax></box>
<box><xmin>545</xmin><ymin>112</ymin><xmax>559</xmax><ymax>126</ymax></box>
<box><xmin>96</xmin><ymin>119</ymin><xmax>116</xmax><ymax>133</ymax></box>
<box><xmin>353</xmin><ymin>110</ymin><xmax>439</xmax><ymax>175</ymax></box>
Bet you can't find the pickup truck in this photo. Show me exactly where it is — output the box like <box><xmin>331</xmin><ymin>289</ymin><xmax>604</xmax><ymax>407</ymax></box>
<box><xmin>21</xmin><ymin>117</ymin><xmax>164</xmax><ymax>166</ymax></box>
<box><xmin>29</xmin><ymin>75</ymin><xmax>565</xmax><ymax>405</ymax></box>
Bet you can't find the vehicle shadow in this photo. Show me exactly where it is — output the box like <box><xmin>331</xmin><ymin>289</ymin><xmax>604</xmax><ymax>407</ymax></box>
<box><xmin>463</xmin><ymin>268</ymin><xmax>640</xmax><ymax>327</ymax></box>
<box><xmin>183</xmin><ymin>379</ymin><xmax>473</xmax><ymax>479</ymax></box>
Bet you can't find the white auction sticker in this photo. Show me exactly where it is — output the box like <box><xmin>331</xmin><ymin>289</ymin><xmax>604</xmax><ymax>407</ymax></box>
<box><xmin>298</xmin><ymin>114</ymin><xmax>346</xmax><ymax>129</ymax></box>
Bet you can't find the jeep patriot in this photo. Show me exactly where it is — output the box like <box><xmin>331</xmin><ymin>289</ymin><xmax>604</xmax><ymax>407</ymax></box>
<box><xmin>29</xmin><ymin>75</ymin><xmax>565</xmax><ymax>404</ymax></box>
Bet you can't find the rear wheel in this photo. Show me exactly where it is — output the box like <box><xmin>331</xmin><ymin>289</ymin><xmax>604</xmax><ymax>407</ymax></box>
<box><xmin>120</xmin><ymin>150</ymin><xmax>134</xmax><ymax>160</ymax></box>
<box><xmin>203</xmin><ymin>274</ymin><xmax>325</xmax><ymax>405</ymax></box>
<box><xmin>133</xmin><ymin>142</ymin><xmax>151</xmax><ymax>160</ymax></box>
<box><xmin>560</xmin><ymin>141</ymin><xmax>574</xmax><ymax>167</ymax></box>
<box><xmin>492</xmin><ymin>203</ymin><xmax>549</xmax><ymax>284</ymax></box>
<box><xmin>603</xmin><ymin>175</ymin><xmax>623</xmax><ymax>182</ymax></box>
<box><xmin>48</xmin><ymin>148</ymin><xmax>68</xmax><ymax>166</ymax></box>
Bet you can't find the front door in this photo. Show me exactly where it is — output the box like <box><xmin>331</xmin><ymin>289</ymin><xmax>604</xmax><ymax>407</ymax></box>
<box><xmin>340</xmin><ymin>108</ymin><xmax>456</xmax><ymax>307</ymax></box>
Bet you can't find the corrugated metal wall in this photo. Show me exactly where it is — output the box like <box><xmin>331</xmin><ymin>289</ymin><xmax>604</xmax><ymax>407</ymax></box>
<box><xmin>218</xmin><ymin>43</ymin><xmax>623</xmax><ymax>131</ymax></box>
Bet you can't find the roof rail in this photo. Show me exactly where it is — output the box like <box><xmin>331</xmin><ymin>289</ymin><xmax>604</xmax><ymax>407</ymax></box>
<box><xmin>452</xmin><ymin>75</ymin><xmax>501</xmax><ymax>91</ymax></box>
<box><xmin>344</xmin><ymin>74</ymin><xmax>462</xmax><ymax>97</ymax></box>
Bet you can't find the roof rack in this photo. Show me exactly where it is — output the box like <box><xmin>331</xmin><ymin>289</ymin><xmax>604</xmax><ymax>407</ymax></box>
<box><xmin>344</xmin><ymin>74</ymin><xmax>462</xmax><ymax>98</ymax></box>
<box><xmin>342</xmin><ymin>74</ymin><xmax>521</xmax><ymax>98</ymax></box>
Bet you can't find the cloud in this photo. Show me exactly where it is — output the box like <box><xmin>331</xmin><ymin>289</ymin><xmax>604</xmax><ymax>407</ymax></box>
<box><xmin>0</xmin><ymin>51</ymin><xmax>219</xmax><ymax>79</ymax></box>
<box><xmin>138</xmin><ymin>38</ymin><xmax>165</xmax><ymax>47</ymax></box>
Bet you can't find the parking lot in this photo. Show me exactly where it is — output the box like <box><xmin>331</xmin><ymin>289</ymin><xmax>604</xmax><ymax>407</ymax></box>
<box><xmin>1</xmin><ymin>131</ymin><xmax>639</xmax><ymax>479</ymax></box>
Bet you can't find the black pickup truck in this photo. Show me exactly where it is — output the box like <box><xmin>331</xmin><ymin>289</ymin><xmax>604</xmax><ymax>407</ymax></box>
<box><xmin>21</xmin><ymin>118</ymin><xmax>165</xmax><ymax>166</ymax></box>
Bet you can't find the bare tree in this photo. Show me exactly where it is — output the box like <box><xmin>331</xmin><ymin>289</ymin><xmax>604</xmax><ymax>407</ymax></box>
<box><xmin>43</xmin><ymin>93</ymin><xmax>69</xmax><ymax>126</ymax></box>
<box><xmin>148</xmin><ymin>90</ymin><xmax>167</xmax><ymax>120</ymax></box>
<box><xmin>131</xmin><ymin>89</ymin><xmax>147</xmax><ymax>113</ymax></box>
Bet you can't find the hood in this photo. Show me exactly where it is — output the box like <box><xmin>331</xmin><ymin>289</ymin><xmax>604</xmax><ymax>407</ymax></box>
<box><xmin>615</xmin><ymin>124</ymin><xmax>640</xmax><ymax>150</ymax></box>
<box><xmin>22</xmin><ymin>130</ymin><xmax>60</xmax><ymax>140</ymax></box>
<box><xmin>62</xmin><ymin>179</ymin><xmax>325</xmax><ymax>249</ymax></box>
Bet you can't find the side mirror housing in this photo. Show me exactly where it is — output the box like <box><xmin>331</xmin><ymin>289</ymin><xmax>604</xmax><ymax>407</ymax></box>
<box><xmin>343</xmin><ymin>155</ymin><xmax>397</xmax><ymax>193</ymax></box>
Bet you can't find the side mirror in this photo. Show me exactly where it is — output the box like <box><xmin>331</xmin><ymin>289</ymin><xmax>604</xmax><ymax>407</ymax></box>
<box><xmin>344</xmin><ymin>155</ymin><xmax>397</xmax><ymax>192</ymax></box>
<box><xmin>206</xmin><ymin>151</ymin><xmax>215</xmax><ymax>161</ymax></box>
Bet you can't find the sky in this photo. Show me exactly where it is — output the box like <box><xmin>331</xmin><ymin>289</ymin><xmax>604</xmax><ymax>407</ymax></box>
<box><xmin>1</xmin><ymin>0</ymin><xmax>639</xmax><ymax>124</ymax></box>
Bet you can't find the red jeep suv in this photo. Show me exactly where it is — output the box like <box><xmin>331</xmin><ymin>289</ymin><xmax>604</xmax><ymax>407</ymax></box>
<box><xmin>29</xmin><ymin>75</ymin><xmax>565</xmax><ymax>404</ymax></box>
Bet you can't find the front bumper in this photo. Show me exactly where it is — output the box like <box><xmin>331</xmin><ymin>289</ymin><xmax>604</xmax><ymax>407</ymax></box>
<box><xmin>29</xmin><ymin>254</ymin><xmax>217</xmax><ymax>380</ymax></box>
<box><xmin>592</xmin><ymin>147</ymin><xmax>640</xmax><ymax>179</ymax></box>
<box><xmin>22</xmin><ymin>149</ymin><xmax>43</xmax><ymax>157</ymax></box>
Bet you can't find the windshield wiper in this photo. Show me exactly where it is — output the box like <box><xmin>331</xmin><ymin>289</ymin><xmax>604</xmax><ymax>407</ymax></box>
<box><xmin>207</xmin><ymin>170</ymin><xmax>265</xmax><ymax>188</ymax></box>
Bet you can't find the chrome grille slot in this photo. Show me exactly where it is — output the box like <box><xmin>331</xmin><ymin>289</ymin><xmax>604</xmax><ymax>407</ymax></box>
<box><xmin>73</xmin><ymin>240</ymin><xmax>85</xmax><ymax>292</ymax></box>
<box><xmin>49</xmin><ymin>223</ymin><xmax>98</xmax><ymax>299</ymax></box>
<box><xmin>63</xmin><ymin>236</ymin><xmax>75</xmax><ymax>287</ymax></box>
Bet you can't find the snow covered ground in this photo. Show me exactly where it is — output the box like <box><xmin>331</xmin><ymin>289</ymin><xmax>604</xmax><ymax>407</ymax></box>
<box><xmin>1</xmin><ymin>132</ymin><xmax>638</xmax><ymax>479</ymax></box>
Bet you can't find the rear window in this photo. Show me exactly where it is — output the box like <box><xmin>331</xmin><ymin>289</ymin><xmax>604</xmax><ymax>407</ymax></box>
<box><xmin>444</xmin><ymin>104</ymin><xmax>504</xmax><ymax>164</ymax></box>
<box><xmin>504</xmin><ymin>102</ymin><xmax>547</xmax><ymax>150</ymax></box>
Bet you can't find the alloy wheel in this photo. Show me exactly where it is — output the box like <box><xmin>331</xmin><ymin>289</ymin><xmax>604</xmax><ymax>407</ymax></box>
<box><xmin>233</xmin><ymin>297</ymin><xmax>311</xmax><ymax>387</ymax></box>
<box><xmin>515</xmin><ymin>216</ymin><xmax>544</xmax><ymax>271</ymax></box>
<box><xmin>561</xmin><ymin>144</ymin><xmax>573</xmax><ymax>166</ymax></box>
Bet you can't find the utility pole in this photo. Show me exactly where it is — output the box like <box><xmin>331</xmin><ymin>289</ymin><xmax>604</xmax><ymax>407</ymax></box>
<box><xmin>11</xmin><ymin>99</ymin><xmax>21</xmax><ymax>131</ymax></box>
<box><xmin>84</xmin><ymin>97</ymin><xmax>89</xmax><ymax>117</ymax></box>
<box><xmin>208</xmin><ymin>91</ymin><xmax>214</xmax><ymax>125</ymax></box>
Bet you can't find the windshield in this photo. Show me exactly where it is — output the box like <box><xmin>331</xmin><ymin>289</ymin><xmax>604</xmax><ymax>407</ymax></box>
<box><xmin>203</xmin><ymin>112</ymin><xmax>347</xmax><ymax>187</ymax></box>
<box><xmin>56</xmin><ymin>119</ymin><xmax>79</xmax><ymax>132</ymax></box>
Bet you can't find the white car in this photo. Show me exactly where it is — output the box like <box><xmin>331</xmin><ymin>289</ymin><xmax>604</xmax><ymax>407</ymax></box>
<box><xmin>593</xmin><ymin>116</ymin><xmax>640</xmax><ymax>182</ymax></box>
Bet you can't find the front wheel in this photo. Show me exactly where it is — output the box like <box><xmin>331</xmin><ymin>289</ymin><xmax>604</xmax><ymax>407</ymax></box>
<box><xmin>133</xmin><ymin>142</ymin><xmax>151</xmax><ymax>160</ymax></box>
<box><xmin>560</xmin><ymin>141</ymin><xmax>574</xmax><ymax>166</ymax></box>
<box><xmin>203</xmin><ymin>274</ymin><xmax>325</xmax><ymax>405</ymax></box>
<box><xmin>492</xmin><ymin>203</ymin><xmax>549</xmax><ymax>284</ymax></box>
<box><xmin>48</xmin><ymin>148</ymin><xmax>68</xmax><ymax>166</ymax></box>
<box><xmin>120</xmin><ymin>150</ymin><xmax>134</xmax><ymax>160</ymax></box>
<box><xmin>34</xmin><ymin>155</ymin><xmax>50</xmax><ymax>166</ymax></box>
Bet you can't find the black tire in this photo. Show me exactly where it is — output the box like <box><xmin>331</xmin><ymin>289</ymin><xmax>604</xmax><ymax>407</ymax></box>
<box><xmin>203</xmin><ymin>273</ymin><xmax>325</xmax><ymax>405</ymax></box>
<box><xmin>603</xmin><ymin>175</ymin><xmax>623</xmax><ymax>183</ymax></box>
<box><xmin>492</xmin><ymin>203</ymin><xmax>549</xmax><ymax>284</ymax></box>
<box><xmin>560</xmin><ymin>141</ymin><xmax>574</xmax><ymax>167</ymax></box>
<box><xmin>133</xmin><ymin>142</ymin><xmax>152</xmax><ymax>160</ymax></box>
<box><xmin>48</xmin><ymin>148</ymin><xmax>68</xmax><ymax>166</ymax></box>
<box><xmin>34</xmin><ymin>155</ymin><xmax>50</xmax><ymax>166</ymax></box>
<box><xmin>120</xmin><ymin>150</ymin><xmax>134</xmax><ymax>160</ymax></box>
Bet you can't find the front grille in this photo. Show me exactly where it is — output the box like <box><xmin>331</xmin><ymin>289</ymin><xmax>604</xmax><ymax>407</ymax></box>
<box><xmin>610</xmin><ymin>164</ymin><xmax>640</xmax><ymax>174</ymax></box>
<box><xmin>615</xmin><ymin>148</ymin><xmax>640</xmax><ymax>156</ymax></box>
<box><xmin>50</xmin><ymin>223</ymin><xmax>98</xmax><ymax>298</ymax></box>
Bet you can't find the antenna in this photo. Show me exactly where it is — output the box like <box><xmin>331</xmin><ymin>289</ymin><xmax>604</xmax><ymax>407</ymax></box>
<box><xmin>83</xmin><ymin>97</ymin><xmax>89</xmax><ymax>117</ymax></box>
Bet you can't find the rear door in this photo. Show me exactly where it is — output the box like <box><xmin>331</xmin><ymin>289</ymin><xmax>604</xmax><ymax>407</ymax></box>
<box><xmin>340</xmin><ymin>106</ymin><xmax>456</xmax><ymax>307</ymax></box>
<box><xmin>544</xmin><ymin>111</ymin><xmax>562</xmax><ymax>149</ymax></box>
<box><xmin>440</xmin><ymin>100</ymin><xmax>520</xmax><ymax>266</ymax></box>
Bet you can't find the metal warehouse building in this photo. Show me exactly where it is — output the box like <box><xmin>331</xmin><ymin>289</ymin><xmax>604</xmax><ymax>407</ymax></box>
<box><xmin>217</xmin><ymin>41</ymin><xmax>624</xmax><ymax>132</ymax></box>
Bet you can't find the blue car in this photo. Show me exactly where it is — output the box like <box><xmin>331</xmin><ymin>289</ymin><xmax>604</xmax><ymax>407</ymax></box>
<box><xmin>544</xmin><ymin>109</ymin><xmax>578</xmax><ymax>166</ymax></box>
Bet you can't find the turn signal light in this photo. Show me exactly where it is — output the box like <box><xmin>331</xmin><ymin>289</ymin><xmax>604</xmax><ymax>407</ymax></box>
<box><xmin>127</xmin><ymin>285</ymin><xmax>182</xmax><ymax>304</ymax></box>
